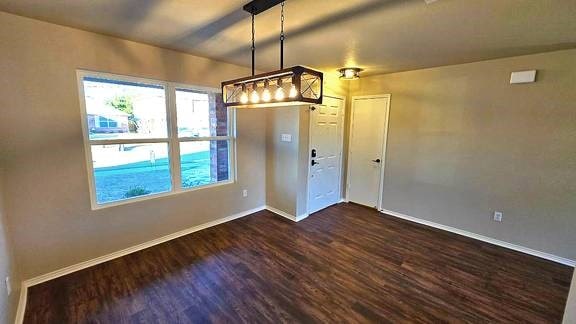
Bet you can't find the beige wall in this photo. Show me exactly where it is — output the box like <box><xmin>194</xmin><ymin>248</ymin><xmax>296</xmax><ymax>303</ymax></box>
<box><xmin>0</xmin><ymin>167</ymin><xmax>19</xmax><ymax>324</ymax></box>
<box><xmin>564</xmin><ymin>271</ymin><xmax>576</xmax><ymax>323</ymax></box>
<box><xmin>0</xmin><ymin>12</ymin><xmax>267</xmax><ymax>279</ymax></box>
<box><xmin>349</xmin><ymin>49</ymin><xmax>576</xmax><ymax>260</ymax></box>
<box><xmin>265</xmin><ymin>106</ymin><xmax>309</xmax><ymax>217</ymax></box>
<box><xmin>266</xmin><ymin>107</ymin><xmax>299</xmax><ymax>215</ymax></box>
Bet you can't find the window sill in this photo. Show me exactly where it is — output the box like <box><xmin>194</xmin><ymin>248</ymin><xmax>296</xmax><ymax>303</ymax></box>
<box><xmin>90</xmin><ymin>180</ymin><xmax>235</xmax><ymax>211</ymax></box>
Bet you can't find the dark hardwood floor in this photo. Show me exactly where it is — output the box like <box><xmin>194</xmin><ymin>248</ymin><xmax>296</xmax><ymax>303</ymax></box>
<box><xmin>25</xmin><ymin>203</ymin><xmax>573</xmax><ymax>323</ymax></box>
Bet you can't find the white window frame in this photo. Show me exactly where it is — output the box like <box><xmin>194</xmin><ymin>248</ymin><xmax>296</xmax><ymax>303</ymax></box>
<box><xmin>77</xmin><ymin>70</ymin><xmax>236</xmax><ymax>210</ymax></box>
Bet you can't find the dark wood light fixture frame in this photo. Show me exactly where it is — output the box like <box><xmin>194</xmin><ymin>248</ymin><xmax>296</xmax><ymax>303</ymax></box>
<box><xmin>222</xmin><ymin>65</ymin><xmax>323</xmax><ymax>108</ymax></box>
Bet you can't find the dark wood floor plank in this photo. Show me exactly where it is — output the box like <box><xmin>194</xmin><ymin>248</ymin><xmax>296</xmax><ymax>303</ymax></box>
<box><xmin>24</xmin><ymin>203</ymin><xmax>573</xmax><ymax>323</ymax></box>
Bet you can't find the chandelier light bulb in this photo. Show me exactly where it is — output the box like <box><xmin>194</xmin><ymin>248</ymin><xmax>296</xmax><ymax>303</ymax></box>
<box><xmin>275</xmin><ymin>79</ymin><xmax>285</xmax><ymax>100</ymax></box>
<box><xmin>262</xmin><ymin>80</ymin><xmax>271</xmax><ymax>102</ymax></box>
<box><xmin>289</xmin><ymin>84</ymin><xmax>298</xmax><ymax>98</ymax></box>
<box><xmin>250</xmin><ymin>87</ymin><xmax>260</xmax><ymax>103</ymax></box>
<box><xmin>275</xmin><ymin>87</ymin><xmax>285</xmax><ymax>100</ymax></box>
<box><xmin>240</xmin><ymin>85</ymin><xmax>249</xmax><ymax>104</ymax></box>
<box><xmin>262</xmin><ymin>88</ymin><xmax>271</xmax><ymax>102</ymax></box>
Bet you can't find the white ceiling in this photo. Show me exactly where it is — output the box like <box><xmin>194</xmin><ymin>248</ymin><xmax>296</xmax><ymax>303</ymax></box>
<box><xmin>1</xmin><ymin>0</ymin><xmax>575</xmax><ymax>75</ymax></box>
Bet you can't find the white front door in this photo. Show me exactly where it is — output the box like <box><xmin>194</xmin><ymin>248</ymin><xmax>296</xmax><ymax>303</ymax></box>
<box><xmin>308</xmin><ymin>96</ymin><xmax>344</xmax><ymax>214</ymax></box>
<box><xmin>347</xmin><ymin>95</ymin><xmax>390</xmax><ymax>209</ymax></box>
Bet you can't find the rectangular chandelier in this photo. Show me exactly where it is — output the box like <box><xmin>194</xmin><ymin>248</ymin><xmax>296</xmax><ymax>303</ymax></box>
<box><xmin>222</xmin><ymin>66</ymin><xmax>323</xmax><ymax>108</ymax></box>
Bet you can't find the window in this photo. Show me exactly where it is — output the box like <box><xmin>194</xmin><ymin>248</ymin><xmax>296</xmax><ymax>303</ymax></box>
<box><xmin>78</xmin><ymin>71</ymin><xmax>234</xmax><ymax>208</ymax></box>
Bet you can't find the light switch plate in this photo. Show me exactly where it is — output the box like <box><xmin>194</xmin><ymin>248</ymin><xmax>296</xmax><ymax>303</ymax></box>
<box><xmin>281</xmin><ymin>134</ymin><xmax>292</xmax><ymax>142</ymax></box>
<box><xmin>510</xmin><ymin>70</ymin><xmax>537</xmax><ymax>84</ymax></box>
<box><xmin>5</xmin><ymin>277</ymin><xmax>11</xmax><ymax>296</ymax></box>
<box><xmin>493</xmin><ymin>211</ymin><xmax>503</xmax><ymax>222</ymax></box>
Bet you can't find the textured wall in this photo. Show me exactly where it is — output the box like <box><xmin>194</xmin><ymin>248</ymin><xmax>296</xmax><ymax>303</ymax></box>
<box><xmin>349</xmin><ymin>49</ymin><xmax>576</xmax><ymax>260</ymax></box>
<box><xmin>265</xmin><ymin>107</ymin><xmax>302</xmax><ymax>216</ymax></box>
<box><xmin>0</xmin><ymin>12</ymin><xmax>267</xmax><ymax>279</ymax></box>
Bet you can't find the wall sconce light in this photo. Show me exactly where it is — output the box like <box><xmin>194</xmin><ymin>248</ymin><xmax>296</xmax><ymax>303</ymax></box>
<box><xmin>338</xmin><ymin>67</ymin><xmax>363</xmax><ymax>80</ymax></box>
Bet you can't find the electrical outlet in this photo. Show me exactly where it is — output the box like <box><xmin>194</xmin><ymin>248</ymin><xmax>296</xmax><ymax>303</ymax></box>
<box><xmin>242</xmin><ymin>189</ymin><xmax>248</xmax><ymax>197</ymax></box>
<box><xmin>493</xmin><ymin>211</ymin><xmax>503</xmax><ymax>222</ymax></box>
<box><xmin>5</xmin><ymin>277</ymin><xmax>11</xmax><ymax>296</ymax></box>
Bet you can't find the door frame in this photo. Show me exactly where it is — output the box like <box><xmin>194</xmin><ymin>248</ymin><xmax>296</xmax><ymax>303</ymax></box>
<box><xmin>306</xmin><ymin>94</ymin><xmax>347</xmax><ymax>214</ymax></box>
<box><xmin>346</xmin><ymin>94</ymin><xmax>391</xmax><ymax>210</ymax></box>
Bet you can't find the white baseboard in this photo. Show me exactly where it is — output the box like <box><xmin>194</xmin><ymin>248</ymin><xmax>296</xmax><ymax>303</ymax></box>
<box><xmin>14</xmin><ymin>282</ymin><xmax>27</xmax><ymax>324</ymax></box>
<box><xmin>295</xmin><ymin>213</ymin><xmax>309</xmax><ymax>222</ymax></box>
<box><xmin>265</xmin><ymin>206</ymin><xmax>308</xmax><ymax>222</ymax></box>
<box><xmin>380</xmin><ymin>208</ymin><xmax>576</xmax><ymax>267</ymax></box>
<box><xmin>14</xmin><ymin>205</ymin><xmax>266</xmax><ymax>324</ymax></box>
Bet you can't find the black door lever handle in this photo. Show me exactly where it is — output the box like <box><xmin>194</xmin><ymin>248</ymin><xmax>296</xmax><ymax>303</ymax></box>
<box><xmin>372</xmin><ymin>159</ymin><xmax>381</xmax><ymax>163</ymax></box>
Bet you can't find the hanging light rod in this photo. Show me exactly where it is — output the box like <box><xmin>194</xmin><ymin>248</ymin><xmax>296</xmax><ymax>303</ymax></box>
<box><xmin>221</xmin><ymin>0</ymin><xmax>324</xmax><ymax>108</ymax></box>
<box><xmin>243</xmin><ymin>0</ymin><xmax>285</xmax><ymax>15</ymax></box>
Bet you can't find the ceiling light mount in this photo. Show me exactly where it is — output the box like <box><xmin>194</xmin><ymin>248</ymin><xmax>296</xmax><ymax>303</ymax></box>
<box><xmin>222</xmin><ymin>0</ymin><xmax>323</xmax><ymax>108</ymax></box>
<box><xmin>338</xmin><ymin>67</ymin><xmax>363</xmax><ymax>80</ymax></box>
<box><xmin>243</xmin><ymin>0</ymin><xmax>285</xmax><ymax>15</ymax></box>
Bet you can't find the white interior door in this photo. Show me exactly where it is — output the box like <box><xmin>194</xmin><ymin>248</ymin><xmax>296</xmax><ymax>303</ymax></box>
<box><xmin>347</xmin><ymin>96</ymin><xmax>390</xmax><ymax>209</ymax></box>
<box><xmin>308</xmin><ymin>96</ymin><xmax>344</xmax><ymax>214</ymax></box>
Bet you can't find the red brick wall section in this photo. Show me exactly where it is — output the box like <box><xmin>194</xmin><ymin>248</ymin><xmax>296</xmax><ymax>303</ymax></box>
<box><xmin>209</xmin><ymin>93</ymin><xmax>229</xmax><ymax>182</ymax></box>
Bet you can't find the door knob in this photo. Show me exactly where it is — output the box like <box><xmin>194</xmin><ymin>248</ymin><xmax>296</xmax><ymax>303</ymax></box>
<box><xmin>311</xmin><ymin>160</ymin><xmax>319</xmax><ymax>166</ymax></box>
<box><xmin>372</xmin><ymin>159</ymin><xmax>381</xmax><ymax>163</ymax></box>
